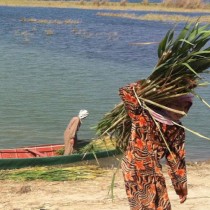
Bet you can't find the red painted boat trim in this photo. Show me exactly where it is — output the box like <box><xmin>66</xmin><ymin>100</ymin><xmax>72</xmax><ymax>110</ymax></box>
<box><xmin>0</xmin><ymin>144</ymin><xmax>64</xmax><ymax>159</ymax></box>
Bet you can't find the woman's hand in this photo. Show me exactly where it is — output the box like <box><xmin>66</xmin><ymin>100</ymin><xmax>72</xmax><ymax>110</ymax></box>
<box><xmin>179</xmin><ymin>194</ymin><xmax>187</xmax><ymax>204</ymax></box>
<box><xmin>175</xmin><ymin>184</ymin><xmax>187</xmax><ymax>204</ymax></box>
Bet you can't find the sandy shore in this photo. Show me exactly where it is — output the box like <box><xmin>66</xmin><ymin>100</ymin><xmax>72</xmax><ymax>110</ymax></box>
<box><xmin>1</xmin><ymin>160</ymin><xmax>210</xmax><ymax>210</ymax></box>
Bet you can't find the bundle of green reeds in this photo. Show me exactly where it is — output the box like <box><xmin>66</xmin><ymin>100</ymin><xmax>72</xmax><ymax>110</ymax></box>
<box><xmin>0</xmin><ymin>165</ymin><xmax>105</xmax><ymax>181</ymax></box>
<box><xmin>96</xmin><ymin>22</ymin><xmax>210</xmax><ymax>151</ymax></box>
<box><xmin>79</xmin><ymin>136</ymin><xmax>117</xmax><ymax>154</ymax></box>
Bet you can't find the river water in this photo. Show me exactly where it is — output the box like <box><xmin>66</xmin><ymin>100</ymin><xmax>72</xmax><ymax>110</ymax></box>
<box><xmin>0</xmin><ymin>6</ymin><xmax>209</xmax><ymax>161</ymax></box>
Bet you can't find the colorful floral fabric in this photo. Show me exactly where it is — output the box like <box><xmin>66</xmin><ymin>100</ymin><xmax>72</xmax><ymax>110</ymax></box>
<box><xmin>119</xmin><ymin>81</ymin><xmax>187</xmax><ymax>210</ymax></box>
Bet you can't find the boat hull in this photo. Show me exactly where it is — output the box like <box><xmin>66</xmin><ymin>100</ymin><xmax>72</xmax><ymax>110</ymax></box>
<box><xmin>0</xmin><ymin>149</ymin><xmax>121</xmax><ymax>170</ymax></box>
<box><xmin>0</xmin><ymin>144</ymin><xmax>64</xmax><ymax>159</ymax></box>
<box><xmin>0</xmin><ymin>139</ymin><xmax>91</xmax><ymax>159</ymax></box>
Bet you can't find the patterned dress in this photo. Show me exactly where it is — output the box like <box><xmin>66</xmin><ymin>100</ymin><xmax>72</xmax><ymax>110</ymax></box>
<box><xmin>119</xmin><ymin>81</ymin><xmax>188</xmax><ymax>210</ymax></box>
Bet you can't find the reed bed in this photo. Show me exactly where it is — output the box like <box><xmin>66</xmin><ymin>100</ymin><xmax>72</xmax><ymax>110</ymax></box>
<box><xmin>162</xmin><ymin>0</ymin><xmax>205</xmax><ymax>9</ymax></box>
<box><xmin>44</xmin><ymin>29</ymin><xmax>54</xmax><ymax>35</ymax></box>
<box><xmin>97</xmin><ymin>12</ymin><xmax>210</xmax><ymax>23</ymax></box>
<box><xmin>1</xmin><ymin>0</ymin><xmax>210</xmax><ymax>13</ymax></box>
<box><xmin>21</xmin><ymin>18</ymin><xmax>80</xmax><ymax>25</ymax></box>
<box><xmin>140</xmin><ymin>14</ymin><xmax>210</xmax><ymax>23</ymax></box>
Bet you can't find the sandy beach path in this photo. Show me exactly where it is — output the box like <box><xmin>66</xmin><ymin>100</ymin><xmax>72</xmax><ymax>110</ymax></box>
<box><xmin>0</xmin><ymin>161</ymin><xmax>210</xmax><ymax>210</ymax></box>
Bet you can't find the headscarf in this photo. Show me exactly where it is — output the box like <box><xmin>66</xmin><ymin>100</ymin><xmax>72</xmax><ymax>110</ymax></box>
<box><xmin>150</xmin><ymin>94</ymin><xmax>194</xmax><ymax>125</ymax></box>
<box><xmin>78</xmin><ymin>109</ymin><xmax>89</xmax><ymax>120</ymax></box>
<box><xmin>175</xmin><ymin>93</ymin><xmax>194</xmax><ymax>108</ymax></box>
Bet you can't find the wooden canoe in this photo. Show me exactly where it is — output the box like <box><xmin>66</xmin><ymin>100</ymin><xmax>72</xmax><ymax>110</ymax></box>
<box><xmin>0</xmin><ymin>143</ymin><xmax>121</xmax><ymax>170</ymax></box>
<box><xmin>0</xmin><ymin>140</ymin><xmax>91</xmax><ymax>159</ymax></box>
<box><xmin>0</xmin><ymin>143</ymin><xmax>64</xmax><ymax>159</ymax></box>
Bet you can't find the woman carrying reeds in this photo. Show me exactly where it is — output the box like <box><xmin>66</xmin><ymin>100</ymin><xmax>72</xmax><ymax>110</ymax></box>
<box><xmin>119</xmin><ymin>80</ymin><xmax>193</xmax><ymax>210</ymax></box>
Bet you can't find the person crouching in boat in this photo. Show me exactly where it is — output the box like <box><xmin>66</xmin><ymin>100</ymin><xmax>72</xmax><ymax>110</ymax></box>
<box><xmin>64</xmin><ymin>109</ymin><xmax>89</xmax><ymax>155</ymax></box>
<box><xmin>119</xmin><ymin>80</ymin><xmax>193</xmax><ymax>210</ymax></box>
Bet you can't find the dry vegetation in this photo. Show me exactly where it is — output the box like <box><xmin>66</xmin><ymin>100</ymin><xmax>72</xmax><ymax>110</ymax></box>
<box><xmin>1</xmin><ymin>0</ymin><xmax>210</xmax><ymax>27</ymax></box>
<box><xmin>0</xmin><ymin>0</ymin><xmax>210</xmax><ymax>13</ymax></box>
<box><xmin>21</xmin><ymin>17</ymin><xmax>80</xmax><ymax>25</ymax></box>
<box><xmin>0</xmin><ymin>165</ymin><xmax>107</xmax><ymax>181</ymax></box>
<box><xmin>97</xmin><ymin>12</ymin><xmax>210</xmax><ymax>23</ymax></box>
<box><xmin>163</xmin><ymin>0</ymin><xmax>205</xmax><ymax>9</ymax></box>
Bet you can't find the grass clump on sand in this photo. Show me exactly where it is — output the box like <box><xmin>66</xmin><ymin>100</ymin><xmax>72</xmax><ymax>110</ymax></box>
<box><xmin>0</xmin><ymin>165</ymin><xmax>107</xmax><ymax>181</ymax></box>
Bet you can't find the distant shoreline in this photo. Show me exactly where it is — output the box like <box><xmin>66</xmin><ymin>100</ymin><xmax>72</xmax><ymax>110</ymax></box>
<box><xmin>1</xmin><ymin>0</ymin><xmax>210</xmax><ymax>23</ymax></box>
<box><xmin>0</xmin><ymin>0</ymin><xmax>210</xmax><ymax>13</ymax></box>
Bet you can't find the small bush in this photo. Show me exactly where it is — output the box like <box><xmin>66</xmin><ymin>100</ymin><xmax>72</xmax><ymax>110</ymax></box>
<box><xmin>92</xmin><ymin>0</ymin><xmax>100</xmax><ymax>6</ymax></box>
<box><xmin>79</xmin><ymin>0</ymin><xmax>85</xmax><ymax>5</ymax></box>
<box><xmin>162</xmin><ymin>0</ymin><xmax>205</xmax><ymax>9</ymax></box>
<box><xmin>120</xmin><ymin>0</ymin><xmax>128</xmax><ymax>6</ymax></box>
<box><xmin>100</xmin><ymin>0</ymin><xmax>109</xmax><ymax>5</ymax></box>
<box><xmin>142</xmin><ymin>0</ymin><xmax>149</xmax><ymax>5</ymax></box>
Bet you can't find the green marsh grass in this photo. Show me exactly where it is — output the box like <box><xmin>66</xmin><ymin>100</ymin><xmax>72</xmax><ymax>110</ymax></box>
<box><xmin>0</xmin><ymin>165</ymin><xmax>107</xmax><ymax>181</ymax></box>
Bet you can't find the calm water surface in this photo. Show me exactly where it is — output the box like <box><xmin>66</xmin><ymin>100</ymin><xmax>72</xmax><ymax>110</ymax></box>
<box><xmin>0</xmin><ymin>6</ymin><xmax>210</xmax><ymax>161</ymax></box>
